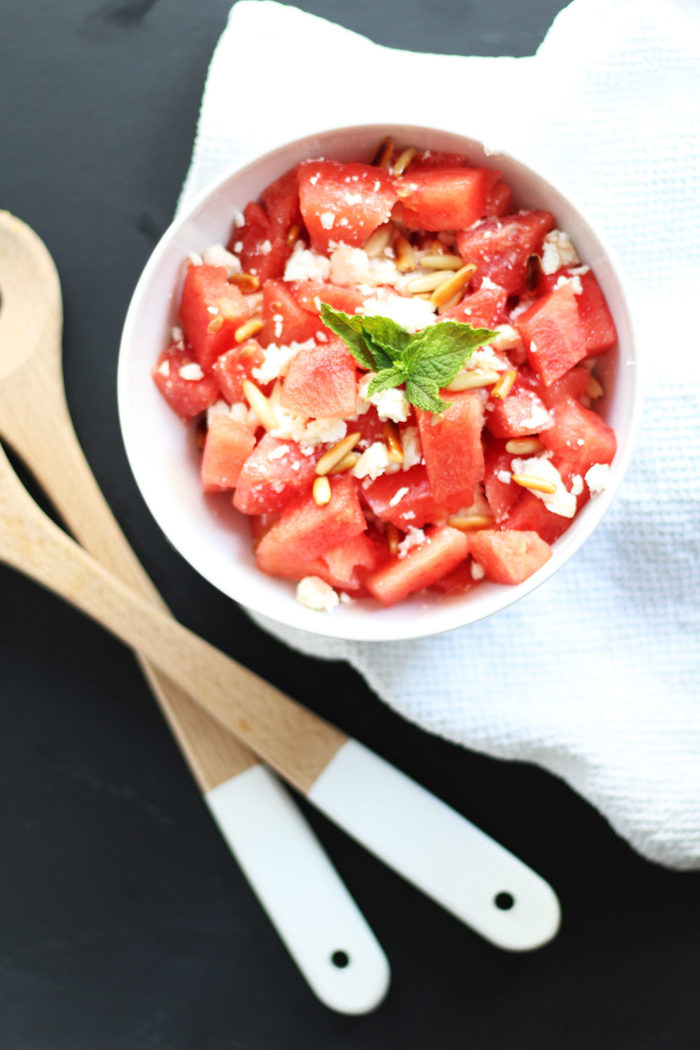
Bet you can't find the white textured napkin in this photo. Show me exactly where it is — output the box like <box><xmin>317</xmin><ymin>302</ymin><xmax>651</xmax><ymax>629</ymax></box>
<box><xmin>179</xmin><ymin>0</ymin><xmax>700</xmax><ymax>869</ymax></box>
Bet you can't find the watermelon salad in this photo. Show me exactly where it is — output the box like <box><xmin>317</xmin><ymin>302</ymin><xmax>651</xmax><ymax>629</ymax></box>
<box><xmin>152</xmin><ymin>137</ymin><xmax>618</xmax><ymax>611</ymax></box>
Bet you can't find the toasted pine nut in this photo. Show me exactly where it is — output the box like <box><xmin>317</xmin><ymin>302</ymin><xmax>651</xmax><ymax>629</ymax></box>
<box><xmin>286</xmin><ymin>223</ymin><xmax>300</xmax><ymax>246</ymax></box>
<box><xmin>312</xmin><ymin>476</ymin><xmax>332</xmax><ymax>506</ymax></box>
<box><xmin>437</xmin><ymin>291</ymin><xmax>464</xmax><ymax>314</ymax></box>
<box><xmin>315</xmin><ymin>431</ymin><xmax>361</xmax><ymax>476</ymax></box>
<box><xmin>419</xmin><ymin>253</ymin><xmax>464</xmax><ymax>270</ymax></box>
<box><xmin>447</xmin><ymin>514</ymin><xmax>494</xmax><ymax>531</ymax></box>
<box><xmin>586</xmin><ymin>374</ymin><xmax>604</xmax><ymax>399</ymax></box>
<box><xmin>391</xmin><ymin>146</ymin><xmax>418</xmax><ymax>176</ymax></box>
<box><xmin>511</xmin><ymin>474</ymin><xmax>557</xmax><ymax>495</ymax></box>
<box><xmin>491</xmin><ymin>369</ymin><xmax>516</xmax><ymax>399</ymax></box>
<box><xmin>228</xmin><ymin>272</ymin><xmax>260</xmax><ymax>292</ymax></box>
<box><xmin>241</xmin><ymin>379</ymin><xmax>278</xmax><ymax>430</ymax></box>
<box><xmin>446</xmin><ymin>370</ymin><xmax>500</xmax><ymax>391</ymax></box>
<box><xmin>383</xmin><ymin>421</ymin><xmax>404</xmax><ymax>463</ymax></box>
<box><xmin>505</xmin><ymin>437</ymin><xmax>544</xmax><ymax>455</ymax></box>
<box><xmin>207</xmin><ymin>313</ymin><xmax>224</xmax><ymax>333</ymax></box>
<box><xmin>394</xmin><ymin>233</ymin><xmax>416</xmax><ymax>273</ymax></box>
<box><xmin>373</xmin><ymin>136</ymin><xmax>394</xmax><ymax>169</ymax></box>
<box><xmin>327</xmin><ymin>452</ymin><xmax>360</xmax><ymax>475</ymax></box>
<box><xmin>235</xmin><ymin>317</ymin><xmax>264</xmax><ymax>343</ymax></box>
<box><xmin>386</xmin><ymin>522</ymin><xmax>400</xmax><ymax>555</ymax></box>
<box><xmin>430</xmin><ymin>263</ymin><xmax>477</xmax><ymax>308</ymax></box>
<box><xmin>364</xmin><ymin>223</ymin><xmax>394</xmax><ymax>257</ymax></box>
<box><xmin>405</xmin><ymin>270</ymin><xmax>453</xmax><ymax>294</ymax></box>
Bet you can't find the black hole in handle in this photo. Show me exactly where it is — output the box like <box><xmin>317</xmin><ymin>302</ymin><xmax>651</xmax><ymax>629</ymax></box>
<box><xmin>331</xmin><ymin>950</ymin><xmax>350</xmax><ymax>969</ymax></box>
<box><xmin>494</xmin><ymin>891</ymin><xmax>515</xmax><ymax>911</ymax></box>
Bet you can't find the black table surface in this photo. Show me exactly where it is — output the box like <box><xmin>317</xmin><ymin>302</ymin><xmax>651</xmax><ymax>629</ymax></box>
<box><xmin>2</xmin><ymin>2</ymin><xmax>699</xmax><ymax>1047</ymax></box>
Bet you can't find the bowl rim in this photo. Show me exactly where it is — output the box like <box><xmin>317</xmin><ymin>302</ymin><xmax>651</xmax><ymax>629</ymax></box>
<box><xmin>118</xmin><ymin>121</ymin><xmax>643</xmax><ymax>643</ymax></box>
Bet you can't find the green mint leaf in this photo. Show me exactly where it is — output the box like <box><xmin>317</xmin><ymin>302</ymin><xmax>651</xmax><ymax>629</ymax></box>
<box><xmin>320</xmin><ymin>303</ymin><xmax>379</xmax><ymax>370</ymax></box>
<box><xmin>405</xmin><ymin>376</ymin><xmax>449</xmax><ymax>414</ymax></box>
<box><xmin>354</xmin><ymin>314</ymin><xmax>411</xmax><ymax>362</ymax></box>
<box><xmin>366</xmin><ymin>366</ymin><xmax>407</xmax><ymax>398</ymax></box>
<box><xmin>403</xmin><ymin>322</ymin><xmax>497</xmax><ymax>388</ymax></box>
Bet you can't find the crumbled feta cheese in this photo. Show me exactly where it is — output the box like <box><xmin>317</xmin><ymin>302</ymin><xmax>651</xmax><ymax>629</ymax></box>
<box><xmin>509</xmin><ymin>298</ymin><xmax>535</xmax><ymax>320</ymax></box>
<box><xmin>568</xmin><ymin>264</ymin><xmax>591</xmax><ymax>276</ymax></box>
<box><xmin>401</xmin><ymin>426</ymin><xmax>422</xmax><ymax>470</ymax></box>
<box><xmin>207</xmin><ymin>305</ymin><xmax>219</xmax><ymax>315</ymax></box>
<box><xmin>389</xmin><ymin>486</ymin><xmax>409</xmax><ymax>508</ymax></box>
<box><xmin>352</xmin><ymin>441</ymin><xmax>398</xmax><ymax>481</ymax></box>
<box><xmin>202</xmin><ymin>243</ymin><xmax>241</xmax><ymax>274</ymax></box>
<box><xmin>553</xmin><ymin>273</ymin><xmax>583</xmax><ymax>295</ymax></box>
<box><xmin>232</xmin><ymin>209</ymin><xmax>245</xmax><ymax>228</ymax></box>
<box><xmin>397</xmin><ymin>526</ymin><xmax>427</xmax><ymax>559</ymax></box>
<box><xmin>541</xmin><ymin>229</ymin><xmax>580</xmax><ymax>275</ymax></box>
<box><xmin>179</xmin><ymin>363</ymin><xmax>204</xmax><ymax>381</ymax></box>
<box><xmin>329</xmin><ymin>243</ymin><xmax>402</xmax><ymax>288</ymax></box>
<box><xmin>496</xmin><ymin>469</ymin><xmax>512</xmax><ymax>484</ymax></box>
<box><xmin>296</xmin><ymin>576</ymin><xmax>339</xmax><ymax>612</ymax></box>
<box><xmin>302</xmin><ymin>417</ymin><xmax>347</xmax><ymax>445</ymax></box>
<box><xmin>252</xmin><ymin>339</ymin><xmax>314</xmax><ymax>385</ymax></box>
<box><xmin>188</xmin><ymin>251</ymin><xmax>203</xmax><ymax>266</ymax></box>
<box><xmin>259</xmin><ymin>239</ymin><xmax>272</xmax><ymax>255</ymax></box>
<box><xmin>511</xmin><ymin>455</ymin><xmax>577</xmax><ymax>517</ymax></box>
<box><xmin>157</xmin><ymin>359</ymin><xmax>170</xmax><ymax>377</ymax></box>
<box><xmin>571</xmin><ymin>474</ymin><xmax>584</xmax><ymax>496</ymax></box>
<box><xmin>320</xmin><ymin>211</ymin><xmax>335</xmax><ymax>230</ymax></box>
<box><xmin>273</xmin><ymin>313</ymin><xmax>284</xmax><ymax>340</ymax></box>
<box><xmin>171</xmin><ymin>325</ymin><xmax>184</xmax><ymax>345</ymax></box>
<box><xmin>517</xmin><ymin>403</ymin><xmax>553</xmax><ymax>431</ymax></box>
<box><xmin>309</xmin><ymin>172</ymin><xmax>320</xmax><ymax>186</ymax></box>
<box><xmin>490</xmin><ymin>324</ymin><xmax>523</xmax><ymax>353</ymax></box>
<box><xmin>466</xmin><ymin>345</ymin><xmax>510</xmax><ymax>373</ymax></box>
<box><xmin>372</xmin><ymin>386</ymin><xmax>411</xmax><ymax>423</ymax></box>
<box><xmin>585</xmin><ymin>462</ymin><xmax>611</xmax><ymax>494</ymax></box>
<box><xmin>479</xmin><ymin>275</ymin><xmax>501</xmax><ymax>291</ymax></box>
<box><xmin>283</xmin><ymin>243</ymin><xmax>330</xmax><ymax>282</ymax></box>
<box><xmin>362</xmin><ymin>291</ymin><xmax>436</xmax><ymax>332</ymax></box>
<box><xmin>470</xmin><ymin>560</ymin><xmax>486</xmax><ymax>580</ymax></box>
<box><xmin>234</xmin><ymin>241</ymin><xmax>243</xmax><ymax>254</ymax></box>
<box><xmin>267</xmin><ymin>443</ymin><xmax>290</xmax><ymax>461</ymax></box>
<box><xmin>206</xmin><ymin>400</ymin><xmax>257</xmax><ymax>428</ymax></box>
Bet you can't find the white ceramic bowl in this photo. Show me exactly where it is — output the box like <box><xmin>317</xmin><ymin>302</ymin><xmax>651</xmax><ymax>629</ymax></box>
<box><xmin>118</xmin><ymin>123</ymin><xmax>640</xmax><ymax>642</ymax></box>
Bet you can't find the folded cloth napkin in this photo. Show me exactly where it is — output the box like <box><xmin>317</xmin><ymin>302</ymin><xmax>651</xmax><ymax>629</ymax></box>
<box><xmin>178</xmin><ymin>0</ymin><xmax>700</xmax><ymax>869</ymax></box>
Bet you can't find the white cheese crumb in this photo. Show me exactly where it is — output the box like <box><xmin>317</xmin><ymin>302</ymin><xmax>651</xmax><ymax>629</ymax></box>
<box><xmin>283</xmin><ymin>242</ymin><xmax>331</xmax><ymax>282</ymax></box>
<box><xmin>372</xmin><ymin>386</ymin><xmax>411</xmax><ymax>423</ymax></box>
<box><xmin>157</xmin><ymin>360</ymin><xmax>170</xmax><ymax>377</ymax></box>
<box><xmin>401</xmin><ymin>426</ymin><xmax>422</xmax><ymax>470</ymax></box>
<box><xmin>320</xmin><ymin>211</ymin><xmax>336</xmax><ymax>230</ymax></box>
<box><xmin>511</xmin><ymin>455</ymin><xmax>577</xmax><ymax>518</ymax></box>
<box><xmin>490</xmin><ymin>324</ymin><xmax>523</xmax><ymax>353</ymax></box>
<box><xmin>496</xmin><ymin>469</ymin><xmax>512</xmax><ymax>484</ymax></box>
<box><xmin>389</xmin><ymin>486</ymin><xmax>410</xmax><ymax>508</ymax></box>
<box><xmin>232</xmin><ymin>209</ymin><xmax>245</xmax><ymax>228</ymax></box>
<box><xmin>585</xmin><ymin>462</ymin><xmax>611</xmax><ymax>494</ymax></box>
<box><xmin>397</xmin><ymin>526</ymin><xmax>427</xmax><ymax>559</ymax></box>
<box><xmin>296</xmin><ymin>576</ymin><xmax>339</xmax><ymax>612</ymax></box>
<box><xmin>252</xmin><ymin>339</ymin><xmax>314</xmax><ymax>385</ymax></box>
<box><xmin>267</xmin><ymin>443</ymin><xmax>290</xmax><ymax>461</ymax></box>
<box><xmin>179</xmin><ymin>363</ymin><xmax>204</xmax><ymax>381</ymax></box>
<box><xmin>234</xmin><ymin>240</ymin><xmax>244</xmax><ymax>254</ymax></box>
<box><xmin>509</xmin><ymin>298</ymin><xmax>535</xmax><ymax>320</ymax></box>
<box><xmin>470</xmin><ymin>560</ymin><xmax>486</xmax><ymax>580</ymax></box>
<box><xmin>207</xmin><ymin>305</ymin><xmax>219</xmax><ymax>315</ymax></box>
<box><xmin>259</xmin><ymin>239</ymin><xmax>272</xmax><ymax>255</ymax></box>
<box><xmin>571</xmin><ymin>474</ymin><xmax>584</xmax><ymax>496</ymax></box>
<box><xmin>518</xmin><ymin>403</ymin><xmax>553</xmax><ymax>432</ymax></box>
<box><xmin>553</xmin><ymin>273</ymin><xmax>583</xmax><ymax>295</ymax></box>
<box><xmin>541</xmin><ymin>229</ymin><xmax>580</xmax><ymax>275</ymax></box>
<box><xmin>171</xmin><ymin>325</ymin><xmax>184</xmax><ymax>345</ymax></box>
<box><xmin>362</xmin><ymin>290</ymin><xmax>436</xmax><ymax>332</ymax></box>
<box><xmin>188</xmin><ymin>251</ymin><xmax>203</xmax><ymax>266</ymax></box>
<box><xmin>273</xmin><ymin>313</ymin><xmax>284</xmax><ymax>340</ymax></box>
<box><xmin>352</xmin><ymin>441</ymin><xmax>398</xmax><ymax>481</ymax></box>
<box><xmin>202</xmin><ymin>243</ymin><xmax>241</xmax><ymax>274</ymax></box>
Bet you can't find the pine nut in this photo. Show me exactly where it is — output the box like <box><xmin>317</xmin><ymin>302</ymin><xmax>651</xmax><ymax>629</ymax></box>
<box><xmin>391</xmin><ymin>146</ymin><xmax>418</xmax><ymax>176</ymax></box>
<box><xmin>228</xmin><ymin>273</ymin><xmax>260</xmax><ymax>292</ymax></box>
<box><xmin>491</xmin><ymin>369</ymin><xmax>516</xmax><ymax>399</ymax></box>
<box><xmin>207</xmin><ymin>313</ymin><xmax>224</xmax><ymax>333</ymax></box>
<box><xmin>364</xmin><ymin>223</ymin><xmax>394</xmax><ymax>257</ymax></box>
<box><xmin>394</xmin><ymin>233</ymin><xmax>416</xmax><ymax>273</ymax></box>
<box><xmin>315</xmin><ymin>432</ymin><xmax>361</xmax><ymax>476</ymax></box>
<box><xmin>586</xmin><ymin>374</ymin><xmax>604</xmax><ymax>399</ymax></box>
<box><xmin>405</xmin><ymin>270</ymin><xmax>453</xmax><ymax>294</ymax></box>
<box><xmin>512</xmin><ymin>473</ymin><xmax>557</xmax><ymax>495</ymax></box>
<box><xmin>235</xmin><ymin>317</ymin><xmax>264</xmax><ymax>342</ymax></box>
<box><xmin>447</xmin><ymin>514</ymin><xmax>494</xmax><ymax>530</ymax></box>
<box><xmin>241</xmin><ymin>379</ymin><xmax>278</xmax><ymax>430</ymax></box>
<box><xmin>383</xmin><ymin>421</ymin><xmax>404</xmax><ymax>463</ymax></box>
<box><xmin>419</xmin><ymin>253</ymin><xmax>464</xmax><ymax>270</ymax></box>
<box><xmin>386</xmin><ymin>522</ymin><xmax>400</xmax><ymax>555</ymax></box>
<box><xmin>505</xmin><ymin>437</ymin><xmax>544</xmax><ymax>455</ymax></box>
<box><xmin>327</xmin><ymin>452</ymin><xmax>360</xmax><ymax>475</ymax></box>
<box><xmin>312</xmin><ymin>476</ymin><xmax>332</xmax><ymax>506</ymax></box>
<box><xmin>430</xmin><ymin>263</ymin><xmax>477</xmax><ymax>308</ymax></box>
<box><xmin>446</xmin><ymin>370</ymin><xmax>500</xmax><ymax>391</ymax></box>
<box><xmin>373</xmin><ymin>136</ymin><xmax>394</xmax><ymax>169</ymax></box>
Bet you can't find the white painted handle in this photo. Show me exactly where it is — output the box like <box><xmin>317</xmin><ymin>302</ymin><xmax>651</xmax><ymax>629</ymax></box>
<box><xmin>206</xmin><ymin>764</ymin><xmax>390</xmax><ymax>1013</ymax></box>
<box><xmin>308</xmin><ymin>741</ymin><xmax>560</xmax><ymax>951</ymax></box>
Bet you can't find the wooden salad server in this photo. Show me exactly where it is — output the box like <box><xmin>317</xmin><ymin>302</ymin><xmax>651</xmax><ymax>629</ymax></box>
<box><xmin>0</xmin><ymin>216</ymin><xmax>560</xmax><ymax>953</ymax></box>
<box><xmin>0</xmin><ymin>210</ymin><xmax>390</xmax><ymax>1014</ymax></box>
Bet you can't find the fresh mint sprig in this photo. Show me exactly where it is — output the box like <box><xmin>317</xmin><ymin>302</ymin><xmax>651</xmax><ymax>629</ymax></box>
<box><xmin>320</xmin><ymin>303</ymin><xmax>497</xmax><ymax>414</ymax></box>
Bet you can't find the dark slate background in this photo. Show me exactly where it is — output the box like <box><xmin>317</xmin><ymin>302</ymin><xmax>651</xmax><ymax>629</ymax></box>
<box><xmin>1</xmin><ymin>1</ymin><xmax>699</xmax><ymax>1047</ymax></box>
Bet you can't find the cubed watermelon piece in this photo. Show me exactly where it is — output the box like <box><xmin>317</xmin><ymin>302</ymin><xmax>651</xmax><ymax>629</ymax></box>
<box><xmin>361</xmin><ymin>465</ymin><xmax>449</xmax><ymax>529</ymax></box>
<box><xmin>255</xmin><ymin>475</ymin><xmax>367</xmax><ymax>579</ymax></box>
<box><xmin>408</xmin><ymin>150</ymin><xmax>472</xmax><ymax>171</ymax></box>
<box><xmin>178</xmin><ymin>264</ymin><xmax>251</xmax><ymax>372</ymax></box>
<box><xmin>280</xmin><ymin>338</ymin><xmax>357</xmax><ymax>418</ymax></box>
<box><xmin>485</xmin><ymin>386</ymin><xmax>553</xmax><ymax>439</ymax></box>
<box><xmin>307</xmin><ymin>532</ymin><xmax>381</xmax><ymax>592</ymax></box>
<box><xmin>298</xmin><ymin>160</ymin><xmax>397</xmax><ymax>253</ymax></box>
<box><xmin>483</xmin><ymin>437</ymin><xmax>520</xmax><ymax>523</ymax></box>
<box><xmin>484</xmin><ymin>180</ymin><xmax>514</xmax><ymax>217</ymax></box>
<box><xmin>456</xmin><ymin>211</ymin><xmax>555</xmax><ymax>295</ymax></box>
<box><xmin>152</xmin><ymin>346</ymin><xmax>220</xmax><ymax>420</ymax></box>
<box><xmin>517</xmin><ymin>283</ymin><xmax>588</xmax><ymax>386</ymax></box>
<box><xmin>228</xmin><ymin>201</ymin><xmax>291</xmax><ymax>283</ymax></box>
<box><xmin>233</xmin><ymin>434</ymin><xmax>319</xmax><ymax>514</ymax></box>
<box><xmin>441</xmin><ymin>280</ymin><xmax>508</xmax><ymax>328</ymax></box>
<box><xmin>291</xmin><ymin>280</ymin><xmax>365</xmax><ymax>316</ymax></box>
<box><xmin>538</xmin><ymin>396</ymin><xmax>617</xmax><ymax>476</ymax></box>
<box><xmin>395</xmin><ymin>167</ymin><xmax>495</xmax><ymax>231</ymax></box>
<box><xmin>502</xmin><ymin>490</ymin><xmax>574</xmax><ymax>544</ymax></box>
<box><xmin>467</xmin><ymin>529</ymin><xmax>552</xmax><ymax>584</ymax></box>
<box><xmin>200</xmin><ymin>415</ymin><xmax>256</xmax><ymax>493</ymax></box>
<box><xmin>259</xmin><ymin>279</ymin><xmax>324</xmax><ymax>347</ymax></box>
<box><xmin>260</xmin><ymin>168</ymin><xmax>302</xmax><ymax>239</ymax></box>
<box><xmin>430</xmin><ymin>560</ymin><xmax>481</xmax><ymax>596</ymax></box>
<box><xmin>576</xmin><ymin>271</ymin><xmax>617</xmax><ymax>356</ymax></box>
<box><xmin>417</xmin><ymin>390</ymin><xmax>485</xmax><ymax>510</ymax></box>
<box><xmin>531</xmin><ymin>365</ymin><xmax>590</xmax><ymax>409</ymax></box>
<box><xmin>211</xmin><ymin>339</ymin><xmax>265</xmax><ymax>403</ymax></box>
<box><xmin>365</xmin><ymin>525</ymin><xmax>469</xmax><ymax>606</ymax></box>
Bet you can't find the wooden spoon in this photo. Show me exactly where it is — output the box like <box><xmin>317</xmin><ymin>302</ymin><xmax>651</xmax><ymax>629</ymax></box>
<box><xmin>0</xmin><ymin>211</ymin><xmax>392</xmax><ymax>1014</ymax></box>
<box><xmin>0</xmin><ymin>273</ymin><xmax>560</xmax><ymax>951</ymax></box>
